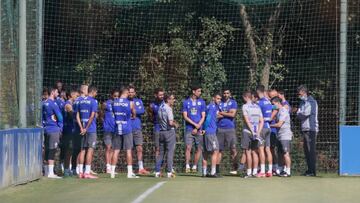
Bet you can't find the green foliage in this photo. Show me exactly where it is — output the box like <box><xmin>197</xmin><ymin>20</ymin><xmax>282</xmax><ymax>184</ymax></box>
<box><xmin>75</xmin><ymin>54</ymin><xmax>103</xmax><ymax>85</ymax></box>
<box><xmin>196</xmin><ymin>17</ymin><xmax>235</xmax><ymax>101</ymax></box>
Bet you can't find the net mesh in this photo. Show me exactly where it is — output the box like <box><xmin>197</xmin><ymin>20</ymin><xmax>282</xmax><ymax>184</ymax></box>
<box><xmin>0</xmin><ymin>0</ymin><xmax>42</xmax><ymax>129</ymax></box>
<box><xmin>41</xmin><ymin>0</ymin><xmax>358</xmax><ymax>173</ymax></box>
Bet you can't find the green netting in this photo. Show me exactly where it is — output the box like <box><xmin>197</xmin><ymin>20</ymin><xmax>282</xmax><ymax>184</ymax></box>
<box><xmin>41</xmin><ymin>0</ymin><xmax>359</xmax><ymax>173</ymax></box>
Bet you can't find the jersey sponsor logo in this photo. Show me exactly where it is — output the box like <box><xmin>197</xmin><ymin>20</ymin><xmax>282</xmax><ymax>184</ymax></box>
<box><xmin>114</xmin><ymin>102</ymin><xmax>129</xmax><ymax>107</ymax></box>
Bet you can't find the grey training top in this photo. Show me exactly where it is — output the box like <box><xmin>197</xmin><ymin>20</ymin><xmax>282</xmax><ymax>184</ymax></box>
<box><xmin>242</xmin><ymin>102</ymin><xmax>263</xmax><ymax>134</ymax></box>
<box><xmin>158</xmin><ymin>103</ymin><xmax>174</xmax><ymax>131</ymax></box>
<box><xmin>277</xmin><ymin>107</ymin><xmax>293</xmax><ymax>140</ymax></box>
<box><xmin>296</xmin><ymin>95</ymin><xmax>319</xmax><ymax>132</ymax></box>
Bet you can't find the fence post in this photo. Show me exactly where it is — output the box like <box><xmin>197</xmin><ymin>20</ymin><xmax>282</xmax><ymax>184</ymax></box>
<box><xmin>339</xmin><ymin>0</ymin><xmax>347</xmax><ymax>125</ymax></box>
<box><xmin>19</xmin><ymin>0</ymin><xmax>27</xmax><ymax>128</ymax></box>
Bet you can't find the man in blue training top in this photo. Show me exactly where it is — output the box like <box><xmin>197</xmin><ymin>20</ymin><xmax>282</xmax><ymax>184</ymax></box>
<box><xmin>42</xmin><ymin>86</ymin><xmax>63</xmax><ymax>179</ymax></box>
<box><xmin>110</xmin><ymin>87</ymin><xmax>139</xmax><ymax>179</ymax></box>
<box><xmin>128</xmin><ymin>84</ymin><xmax>150</xmax><ymax>175</ymax></box>
<box><xmin>62</xmin><ymin>88</ymin><xmax>79</xmax><ymax>177</ymax></box>
<box><xmin>257</xmin><ymin>85</ymin><xmax>274</xmax><ymax>177</ymax></box>
<box><xmin>76</xmin><ymin>86</ymin><xmax>98</xmax><ymax>179</ymax></box>
<box><xmin>201</xmin><ymin>93</ymin><xmax>222</xmax><ymax>178</ymax></box>
<box><xmin>182</xmin><ymin>85</ymin><xmax>206</xmax><ymax>173</ymax></box>
<box><xmin>147</xmin><ymin>88</ymin><xmax>164</xmax><ymax>158</ymax></box>
<box><xmin>72</xmin><ymin>84</ymin><xmax>88</xmax><ymax>176</ymax></box>
<box><xmin>217</xmin><ymin>88</ymin><xmax>238</xmax><ymax>175</ymax></box>
<box><xmin>100</xmin><ymin>89</ymin><xmax>119</xmax><ymax>174</ymax></box>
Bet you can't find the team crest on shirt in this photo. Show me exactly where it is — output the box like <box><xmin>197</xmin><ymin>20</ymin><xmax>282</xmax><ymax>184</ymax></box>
<box><xmin>191</xmin><ymin>108</ymin><xmax>197</xmax><ymax>115</ymax></box>
<box><xmin>136</xmin><ymin>101</ymin><xmax>140</xmax><ymax>106</ymax></box>
<box><xmin>197</xmin><ymin>101</ymin><xmax>201</xmax><ymax>105</ymax></box>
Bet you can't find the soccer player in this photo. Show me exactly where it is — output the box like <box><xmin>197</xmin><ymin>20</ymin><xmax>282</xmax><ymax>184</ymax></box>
<box><xmin>55</xmin><ymin>88</ymin><xmax>66</xmax><ymax>173</ymax></box>
<box><xmin>256</xmin><ymin>85</ymin><xmax>274</xmax><ymax>177</ymax></box>
<box><xmin>182</xmin><ymin>85</ymin><xmax>206</xmax><ymax>173</ymax></box>
<box><xmin>241</xmin><ymin>91</ymin><xmax>264</xmax><ymax>178</ymax></box>
<box><xmin>268</xmin><ymin>88</ymin><xmax>281</xmax><ymax>175</ymax></box>
<box><xmin>62</xmin><ymin>88</ymin><xmax>79</xmax><ymax>177</ymax></box>
<box><xmin>217</xmin><ymin>88</ymin><xmax>238</xmax><ymax>174</ymax></box>
<box><xmin>42</xmin><ymin>86</ymin><xmax>63</xmax><ymax>179</ymax></box>
<box><xmin>100</xmin><ymin>89</ymin><xmax>119</xmax><ymax>174</ymax></box>
<box><xmin>296</xmin><ymin>85</ymin><xmax>319</xmax><ymax>176</ymax></box>
<box><xmin>76</xmin><ymin>86</ymin><xmax>99</xmax><ymax>179</ymax></box>
<box><xmin>155</xmin><ymin>93</ymin><xmax>178</xmax><ymax>178</ymax></box>
<box><xmin>201</xmin><ymin>93</ymin><xmax>221</xmax><ymax>177</ymax></box>
<box><xmin>128</xmin><ymin>84</ymin><xmax>150</xmax><ymax>175</ymax></box>
<box><xmin>148</xmin><ymin>88</ymin><xmax>165</xmax><ymax>158</ymax></box>
<box><xmin>110</xmin><ymin>87</ymin><xmax>139</xmax><ymax>179</ymax></box>
<box><xmin>72</xmin><ymin>84</ymin><xmax>88</xmax><ymax>176</ymax></box>
<box><xmin>270</xmin><ymin>96</ymin><xmax>293</xmax><ymax>177</ymax></box>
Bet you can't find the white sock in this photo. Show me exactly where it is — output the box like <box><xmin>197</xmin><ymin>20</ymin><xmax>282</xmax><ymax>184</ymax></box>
<box><xmin>260</xmin><ymin>164</ymin><xmax>265</xmax><ymax>173</ymax></box>
<box><xmin>283</xmin><ymin>166</ymin><xmax>287</xmax><ymax>172</ymax></box>
<box><xmin>286</xmin><ymin>167</ymin><xmax>291</xmax><ymax>175</ymax></box>
<box><xmin>138</xmin><ymin>161</ymin><xmax>144</xmax><ymax>170</ymax></box>
<box><xmin>127</xmin><ymin>165</ymin><xmax>133</xmax><ymax>175</ymax></box>
<box><xmin>48</xmin><ymin>165</ymin><xmax>54</xmax><ymax>176</ymax></box>
<box><xmin>76</xmin><ymin>165</ymin><xmax>80</xmax><ymax>174</ymax></box>
<box><xmin>203</xmin><ymin>167</ymin><xmax>207</xmax><ymax>175</ymax></box>
<box><xmin>252</xmin><ymin>168</ymin><xmax>258</xmax><ymax>175</ymax></box>
<box><xmin>69</xmin><ymin>163</ymin><xmax>72</xmax><ymax>170</ymax></box>
<box><xmin>186</xmin><ymin>164</ymin><xmax>190</xmax><ymax>169</ymax></box>
<box><xmin>111</xmin><ymin>165</ymin><xmax>116</xmax><ymax>174</ymax></box>
<box><xmin>85</xmin><ymin>165</ymin><xmax>91</xmax><ymax>174</ymax></box>
<box><xmin>268</xmin><ymin>164</ymin><xmax>273</xmax><ymax>172</ymax></box>
<box><xmin>211</xmin><ymin>166</ymin><xmax>216</xmax><ymax>175</ymax></box>
<box><xmin>79</xmin><ymin>164</ymin><xmax>84</xmax><ymax>173</ymax></box>
<box><xmin>106</xmin><ymin>164</ymin><xmax>111</xmax><ymax>170</ymax></box>
<box><xmin>192</xmin><ymin>165</ymin><xmax>197</xmax><ymax>170</ymax></box>
<box><xmin>247</xmin><ymin>169</ymin><xmax>252</xmax><ymax>176</ymax></box>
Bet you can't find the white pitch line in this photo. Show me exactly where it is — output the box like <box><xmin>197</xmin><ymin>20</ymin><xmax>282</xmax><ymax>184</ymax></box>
<box><xmin>132</xmin><ymin>181</ymin><xmax>166</xmax><ymax>203</ymax></box>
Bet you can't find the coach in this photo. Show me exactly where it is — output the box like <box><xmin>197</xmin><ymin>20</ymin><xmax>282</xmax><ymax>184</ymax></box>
<box><xmin>296</xmin><ymin>85</ymin><xmax>319</xmax><ymax>177</ymax></box>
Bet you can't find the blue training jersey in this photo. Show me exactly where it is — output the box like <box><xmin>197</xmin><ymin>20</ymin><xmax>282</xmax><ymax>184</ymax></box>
<box><xmin>203</xmin><ymin>102</ymin><xmax>219</xmax><ymax>135</ymax></box>
<box><xmin>258</xmin><ymin>97</ymin><xmax>272</xmax><ymax>129</ymax></box>
<box><xmin>151</xmin><ymin>101</ymin><xmax>162</xmax><ymax>132</ymax></box>
<box><xmin>182</xmin><ymin>98</ymin><xmax>206</xmax><ymax>131</ymax></box>
<box><xmin>217</xmin><ymin>99</ymin><xmax>237</xmax><ymax>129</ymax></box>
<box><xmin>103</xmin><ymin>99</ymin><xmax>115</xmax><ymax>133</ymax></box>
<box><xmin>42</xmin><ymin>98</ymin><xmax>63</xmax><ymax>133</ymax></box>
<box><xmin>112</xmin><ymin>98</ymin><xmax>132</xmax><ymax>135</ymax></box>
<box><xmin>55</xmin><ymin>97</ymin><xmax>66</xmax><ymax>115</ymax></box>
<box><xmin>78</xmin><ymin>96</ymin><xmax>98</xmax><ymax>133</ymax></box>
<box><xmin>130</xmin><ymin>98</ymin><xmax>144</xmax><ymax>131</ymax></box>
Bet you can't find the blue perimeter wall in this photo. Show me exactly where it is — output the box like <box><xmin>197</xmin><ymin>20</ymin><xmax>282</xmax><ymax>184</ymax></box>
<box><xmin>0</xmin><ymin>128</ymin><xmax>43</xmax><ymax>189</ymax></box>
<box><xmin>340</xmin><ymin>126</ymin><xmax>360</xmax><ymax>176</ymax></box>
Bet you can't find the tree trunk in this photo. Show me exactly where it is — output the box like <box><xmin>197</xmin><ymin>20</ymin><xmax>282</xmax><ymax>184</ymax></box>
<box><xmin>260</xmin><ymin>3</ymin><xmax>281</xmax><ymax>89</ymax></box>
<box><xmin>239</xmin><ymin>4</ymin><xmax>258</xmax><ymax>87</ymax></box>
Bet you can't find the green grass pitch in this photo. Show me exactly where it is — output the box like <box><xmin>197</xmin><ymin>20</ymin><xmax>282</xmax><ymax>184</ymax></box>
<box><xmin>1</xmin><ymin>174</ymin><xmax>360</xmax><ymax>203</ymax></box>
